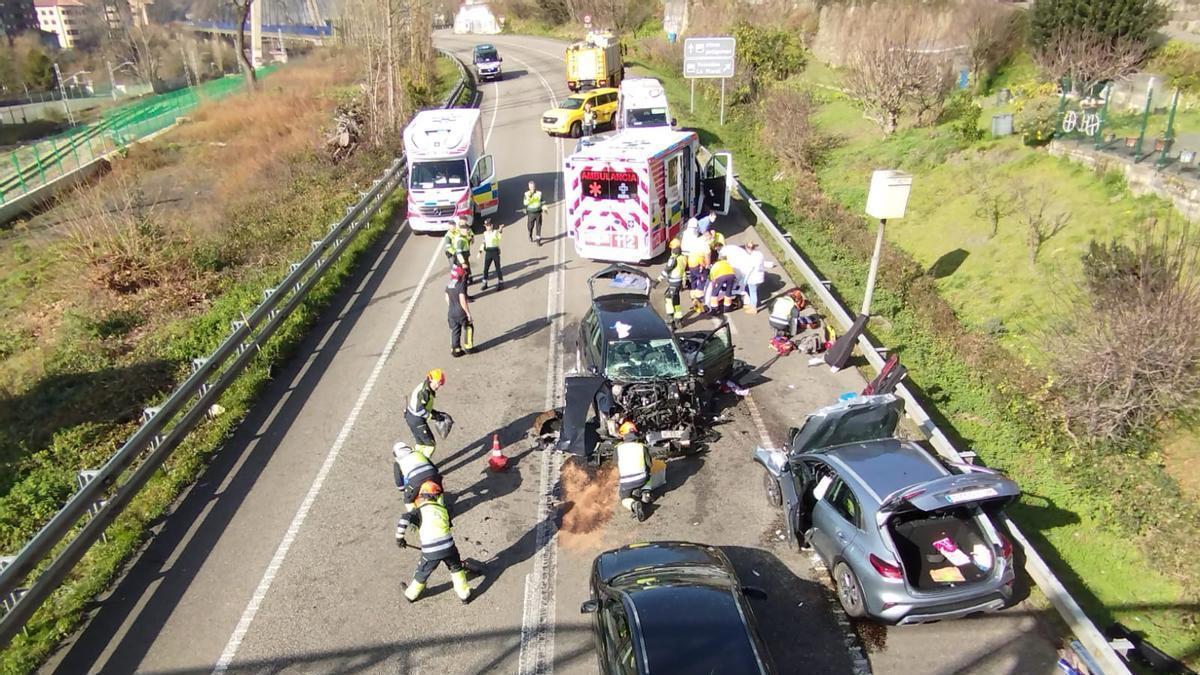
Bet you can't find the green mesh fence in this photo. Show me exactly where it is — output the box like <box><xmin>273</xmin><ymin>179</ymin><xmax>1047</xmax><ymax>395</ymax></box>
<box><xmin>1</xmin><ymin>67</ymin><xmax>279</xmax><ymax>206</ymax></box>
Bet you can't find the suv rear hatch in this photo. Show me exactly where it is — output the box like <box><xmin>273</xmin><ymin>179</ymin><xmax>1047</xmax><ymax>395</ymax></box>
<box><xmin>878</xmin><ymin>472</ymin><xmax>1019</xmax><ymax>592</ymax></box>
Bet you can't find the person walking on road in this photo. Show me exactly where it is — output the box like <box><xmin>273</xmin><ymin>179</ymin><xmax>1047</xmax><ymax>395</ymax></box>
<box><xmin>446</xmin><ymin>265</ymin><xmax>474</xmax><ymax>356</ymax></box>
<box><xmin>524</xmin><ymin>180</ymin><xmax>544</xmax><ymax>245</ymax></box>
<box><xmin>400</xmin><ymin>481</ymin><xmax>474</xmax><ymax>604</ymax></box>
<box><xmin>615</xmin><ymin>422</ymin><xmax>653</xmax><ymax>522</ymax></box>
<box><xmin>405</xmin><ymin>369</ymin><xmax>450</xmax><ymax>458</ymax></box>
<box><xmin>660</xmin><ymin>238</ymin><xmax>686</xmax><ymax>329</ymax></box>
<box><xmin>479</xmin><ymin>218</ymin><xmax>504</xmax><ymax>290</ymax></box>
<box><xmin>393</xmin><ymin>441</ymin><xmax>442</xmax><ymax>543</ymax></box>
<box><xmin>444</xmin><ymin>219</ymin><xmax>473</xmax><ymax>284</ymax></box>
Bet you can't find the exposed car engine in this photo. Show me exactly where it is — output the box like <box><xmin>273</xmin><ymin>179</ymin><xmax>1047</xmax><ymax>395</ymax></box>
<box><xmin>600</xmin><ymin>379</ymin><xmax>701</xmax><ymax>443</ymax></box>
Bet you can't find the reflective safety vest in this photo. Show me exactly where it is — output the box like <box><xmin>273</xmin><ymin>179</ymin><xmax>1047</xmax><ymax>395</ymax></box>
<box><xmin>452</xmin><ymin>230</ymin><xmax>471</xmax><ymax>254</ymax></box>
<box><xmin>710</xmin><ymin>259</ymin><xmax>735</xmax><ymax>280</ymax></box>
<box><xmin>417</xmin><ymin>498</ymin><xmax>455</xmax><ymax>556</ymax></box>
<box><xmin>397</xmin><ymin>448</ymin><xmax>437</xmax><ymax>487</ymax></box>
<box><xmin>770</xmin><ymin>297</ymin><xmax>796</xmax><ymax>322</ymax></box>
<box><xmin>616</xmin><ymin>442</ymin><xmax>650</xmax><ymax>490</ymax></box>
<box><xmin>665</xmin><ymin>253</ymin><xmax>686</xmax><ymax>283</ymax></box>
<box><xmin>524</xmin><ymin>190</ymin><xmax>543</xmax><ymax>214</ymax></box>
<box><xmin>407</xmin><ymin>382</ymin><xmax>435</xmax><ymax>418</ymax></box>
<box><xmin>710</xmin><ymin>232</ymin><xmax>725</xmax><ymax>249</ymax></box>
<box><xmin>482</xmin><ymin>229</ymin><xmax>502</xmax><ymax>250</ymax></box>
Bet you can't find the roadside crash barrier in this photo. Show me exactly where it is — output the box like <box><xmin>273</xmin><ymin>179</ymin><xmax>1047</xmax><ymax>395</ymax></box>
<box><xmin>0</xmin><ymin>51</ymin><xmax>471</xmax><ymax>649</ymax></box>
<box><xmin>701</xmin><ymin>147</ymin><xmax>1132</xmax><ymax>675</ymax></box>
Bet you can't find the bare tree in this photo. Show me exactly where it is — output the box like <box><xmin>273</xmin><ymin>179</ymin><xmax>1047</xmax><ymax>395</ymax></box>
<box><xmin>229</xmin><ymin>0</ymin><xmax>258</xmax><ymax>88</ymax></box>
<box><xmin>1018</xmin><ymin>184</ymin><xmax>1072</xmax><ymax>263</ymax></box>
<box><xmin>1033</xmin><ymin>26</ymin><xmax>1152</xmax><ymax>93</ymax></box>
<box><xmin>566</xmin><ymin>0</ymin><xmax>653</xmax><ymax>34</ymax></box>
<box><xmin>1048</xmin><ymin>223</ymin><xmax>1200</xmax><ymax>442</ymax></box>
<box><xmin>959</xmin><ymin>0</ymin><xmax>1024</xmax><ymax>92</ymax></box>
<box><xmin>973</xmin><ymin>169</ymin><xmax>1018</xmax><ymax>240</ymax></box>
<box><xmin>842</xmin><ymin>4</ymin><xmax>955</xmax><ymax>135</ymax></box>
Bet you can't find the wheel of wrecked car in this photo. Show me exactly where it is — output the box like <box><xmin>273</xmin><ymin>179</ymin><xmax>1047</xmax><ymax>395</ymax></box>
<box><xmin>763</xmin><ymin>469</ymin><xmax>782</xmax><ymax>507</ymax></box>
<box><xmin>833</xmin><ymin>562</ymin><xmax>867</xmax><ymax>619</ymax></box>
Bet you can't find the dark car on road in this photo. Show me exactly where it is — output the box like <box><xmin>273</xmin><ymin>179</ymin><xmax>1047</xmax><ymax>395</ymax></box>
<box><xmin>472</xmin><ymin>44</ymin><xmax>503</xmax><ymax>81</ymax></box>
<box><xmin>582</xmin><ymin>541</ymin><xmax>778</xmax><ymax>675</ymax></box>
<box><xmin>558</xmin><ymin>265</ymin><xmax>734</xmax><ymax>462</ymax></box>
<box><xmin>755</xmin><ymin>394</ymin><xmax>1021</xmax><ymax>625</ymax></box>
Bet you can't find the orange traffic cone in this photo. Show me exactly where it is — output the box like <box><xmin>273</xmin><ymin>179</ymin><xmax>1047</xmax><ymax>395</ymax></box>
<box><xmin>488</xmin><ymin>433</ymin><xmax>508</xmax><ymax>472</ymax></box>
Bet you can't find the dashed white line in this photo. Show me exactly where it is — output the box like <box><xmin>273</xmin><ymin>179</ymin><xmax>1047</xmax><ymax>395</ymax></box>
<box><xmin>211</xmin><ymin>241</ymin><xmax>444</xmax><ymax>674</ymax></box>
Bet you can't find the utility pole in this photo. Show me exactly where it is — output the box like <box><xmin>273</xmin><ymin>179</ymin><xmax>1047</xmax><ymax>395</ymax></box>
<box><xmin>106</xmin><ymin>59</ymin><xmax>118</xmax><ymax>100</ymax></box>
<box><xmin>385</xmin><ymin>0</ymin><xmax>396</xmax><ymax>132</ymax></box>
<box><xmin>250</xmin><ymin>0</ymin><xmax>263</xmax><ymax>67</ymax></box>
<box><xmin>52</xmin><ymin>63</ymin><xmax>75</xmax><ymax>126</ymax></box>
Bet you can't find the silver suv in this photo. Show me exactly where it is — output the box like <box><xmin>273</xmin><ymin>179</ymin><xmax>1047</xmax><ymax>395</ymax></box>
<box><xmin>755</xmin><ymin>395</ymin><xmax>1020</xmax><ymax>624</ymax></box>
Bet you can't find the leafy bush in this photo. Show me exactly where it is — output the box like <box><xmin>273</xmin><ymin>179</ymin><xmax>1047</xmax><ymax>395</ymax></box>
<box><xmin>732</xmin><ymin>21</ymin><xmax>807</xmax><ymax>101</ymax></box>
<box><xmin>1029</xmin><ymin>0</ymin><xmax>1169</xmax><ymax>49</ymax></box>
<box><xmin>1148</xmin><ymin>41</ymin><xmax>1200</xmax><ymax>94</ymax></box>
<box><xmin>1016</xmin><ymin>96</ymin><xmax>1059</xmax><ymax>146</ymax></box>
<box><xmin>941</xmin><ymin>90</ymin><xmax>985</xmax><ymax>143</ymax></box>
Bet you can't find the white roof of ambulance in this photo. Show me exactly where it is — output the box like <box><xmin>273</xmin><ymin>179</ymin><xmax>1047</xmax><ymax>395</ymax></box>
<box><xmin>403</xmin><ymin>108</ymin><xmax>481</xmax><ymax>160</ymax></box>
<box><xmin>568</xmin><ymin>128</ymin><xmax>694</xmax><ymax>163</ymax></box>
<box><xmin>619</xmin><ymin>78</ymin><xmax>667</xmax><ymax>108</ymax></box>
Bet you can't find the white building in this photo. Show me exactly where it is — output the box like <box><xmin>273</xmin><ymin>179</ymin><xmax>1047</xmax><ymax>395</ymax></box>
<box><xmin>34</xmin><ymin>0</ymin><xmax>85</xmax><ymax>48</ymax></box>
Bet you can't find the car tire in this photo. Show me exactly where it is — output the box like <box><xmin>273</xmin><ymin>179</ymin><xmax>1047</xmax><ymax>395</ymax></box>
<box><xmin>763</xmin><ymin>470</ymin><xmax>782</xmax><ymax>507</ymax></box>
<box><xmin>570</xmin><ymin>121</ymin><xmax>582</xmax><ymax>138</ymax></box>
<box><xmin>833</xmin><ymin>562</ymin><xmax>867</xmax><ymax>619</ymax></box>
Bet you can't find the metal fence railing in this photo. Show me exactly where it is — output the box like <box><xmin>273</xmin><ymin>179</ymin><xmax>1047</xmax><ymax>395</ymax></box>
<box><xmin>0</xmin><ymin>69</ymin><xmax>277</xmax><ymax>208</ymax></box>
<box><xmin>702</xmin><ymin>147</ymin><xmax>1133</xmax><ymax>675</ymax></box>
<box><xmin>0</xmin><ymin>54</ymin><xmax>469</xmax><ymax>648</ymax></box>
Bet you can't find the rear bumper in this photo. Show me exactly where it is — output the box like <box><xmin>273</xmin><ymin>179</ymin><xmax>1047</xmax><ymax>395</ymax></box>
<box><xmin>873</xmin><ymin>585</ymin><xmax>1012</xmax><ymax>625</ymax></box>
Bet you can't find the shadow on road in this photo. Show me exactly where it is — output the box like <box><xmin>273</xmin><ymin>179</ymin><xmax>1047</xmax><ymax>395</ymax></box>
<box><xmin>43</xmin><ymin>215</ymin><xmax>415</xmax><ymax>675</ymax></box>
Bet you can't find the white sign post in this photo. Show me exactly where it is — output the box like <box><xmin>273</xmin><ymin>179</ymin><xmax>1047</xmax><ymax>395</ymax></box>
<box><xmin>683</xmin><ymin>37</ymin><xmax>736</xmax><ymax>124</ymax></box>
<box><xmin>861</xmin><ymin>169</ymin><xmax>913</xmax><ymax>317</ymax></box>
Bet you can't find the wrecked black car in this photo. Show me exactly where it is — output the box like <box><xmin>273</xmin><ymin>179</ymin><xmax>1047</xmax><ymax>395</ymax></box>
<box><xmin>557</xmin><ymin>265</ymin><xmax>734</xmax><ymax>462</ymax></box>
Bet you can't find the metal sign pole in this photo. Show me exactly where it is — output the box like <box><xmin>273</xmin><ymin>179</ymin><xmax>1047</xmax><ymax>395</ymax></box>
<box><xmin>861</xmin><ymin>219</ymin><xmax>885</xmax><ymax>316</ymax></box>
<box><xmin>719</xmin><ymin>78</ymin><xmax>725</xmax><ymax>125</ymax></box>
<box><xmin>690</xmin><ymin>79</ymin><xmax>695</xmax><ymax>114</ymax></box>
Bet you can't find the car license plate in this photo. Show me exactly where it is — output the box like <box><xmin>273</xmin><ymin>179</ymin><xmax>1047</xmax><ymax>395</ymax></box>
<box><xmin>657</xmin><ymin>430</ymin><xmax>684</xmax><ymax>440</ymax></box>
<box><xmin>946</xmin><ymin>487</ymin><xmax>998</xmax><ymax>503</ymax></box>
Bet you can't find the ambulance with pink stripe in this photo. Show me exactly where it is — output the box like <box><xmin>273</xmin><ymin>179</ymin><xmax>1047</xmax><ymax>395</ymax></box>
<box><xmin>564</xmin><ymin>129</ymin><xmax>732</xmax><ymax>262</ymax></box>
<box><xmin>403</xmin><ymin>108</ymin><xmax>498</xmax><ymax>232</ymax></box>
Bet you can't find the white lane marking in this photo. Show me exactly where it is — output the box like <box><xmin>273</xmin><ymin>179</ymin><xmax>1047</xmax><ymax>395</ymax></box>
<box><xmin>712</xmin><ymin>316</ymin><xmax>776</xmax><ymax>449</ymax></box>
<box><xmin>509</xmin><ymin>46</ymin><xmax>566</xmax><ymax>675</ymax></box>
<box><xmin>211</xmin><ymin>240</ymin><xmax>443</xmax><ymax>674</ymax></box>
<box><xmin>485</xmin><ymin>69</ymin><xmax>502</xmax><ymax>145</ymax></box>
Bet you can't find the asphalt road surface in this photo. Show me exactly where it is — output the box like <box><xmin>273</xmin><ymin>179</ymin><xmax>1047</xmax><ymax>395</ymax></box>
<box><xmin>40</xmin><ymin>32</ymin><xmax>1063</xmax><ymax>675</ymax></box>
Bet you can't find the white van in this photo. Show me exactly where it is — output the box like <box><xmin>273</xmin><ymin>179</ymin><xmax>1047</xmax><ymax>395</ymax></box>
<box><xmin>402</xmin><ymin>108</ymin><xmax>498</xmax><ymax>232</ymax></box>
<box><xmin>563</xmin><ymin>129</ymin><xmax>733</xmax><ymax>262</ymax></box>
<box><xmin>616</xmin><ymin>77</ymin><xmax>673</xmax><ymax>131</ymax></box>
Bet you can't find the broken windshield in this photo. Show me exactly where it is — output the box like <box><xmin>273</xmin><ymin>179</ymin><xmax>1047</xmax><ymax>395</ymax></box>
<box><xmin>605</xmin><ymin>338</ymin><xmax>688</xmax><ymax>380</ymax></box>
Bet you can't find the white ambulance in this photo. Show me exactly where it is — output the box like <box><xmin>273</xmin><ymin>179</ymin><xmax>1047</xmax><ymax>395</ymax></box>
<box><xmin>563</xmin><ymin>129</ymin><xmax>733</xmax><ymax>262</ymax></box>
<box><xmin>402</xmin><ymin>108</ymin><xmax>498</xmax><ymax>232</ymax></box>
<box><xmin>616</xmin><ymin>77</ymin><xmax>673</xmax><ymax>131</ymax></box>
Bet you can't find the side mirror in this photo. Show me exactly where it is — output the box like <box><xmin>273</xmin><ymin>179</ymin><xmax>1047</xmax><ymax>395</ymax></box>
<box><xmin>580</xmin><ymin>599</ymin><xmax>599</xmax><ymax>614</ymax></box>
<box><xmin>696</xmin><ymin>368</ymin><xmax>706</xmax><ymax>378</ymax></box>
<box><xmin>741</xmin><ymin>585</ymin><xmax>769</xmax><ymax>600</ymax></box>
<box><xmin>671</xmin><ymin>118</ymin><xmax>678</xmax><ymax>127</ymax></box>
<box><xmin>499</xmin><ymin>57</ymin><xmax>504</xmax><ymax>62</ymax></box>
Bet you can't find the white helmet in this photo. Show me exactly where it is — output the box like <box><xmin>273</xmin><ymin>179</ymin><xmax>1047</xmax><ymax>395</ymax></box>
<box><xmin>393</xmin><ymin>442</ymin><xmax>413</xmax><ymax>462</ymax></box>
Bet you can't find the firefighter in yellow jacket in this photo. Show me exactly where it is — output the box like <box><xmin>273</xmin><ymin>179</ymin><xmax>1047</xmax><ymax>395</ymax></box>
<box><xmin>401</xmin><ymin>481</ymin><xmax>473</xmax><ymax>604</ymax></box>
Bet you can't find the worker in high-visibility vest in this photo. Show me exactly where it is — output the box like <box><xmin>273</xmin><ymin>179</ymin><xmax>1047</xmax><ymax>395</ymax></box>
<box><xmin>659</xmin><ymin>239</ymin><xmax>686</xmax><ymax>329</ymax></box>
<box><xmin>523</xmin><ymin>180</ymin><xmax>544</xmax><ymax>245</ymax></box>
<box><xmin>393</xmin><ymin>442</ymin><xmax>442</xmax><ymax>544</ymax></box>
<box><xmin>401</xmin><ymin>481</ymin><xmax>473</xmax><ymax>604</ymax></box>
<box><xmin>686</xmin><ymin>252</ymin><xmax>709</xmax><ymax>315</ymax></box>
<box><xmin>478</xmin><ymin>218</ymin><xmax>504</xmax><ymax>290</ymax></box>
<box><xmin>707</xmin><ymin>254</ymin><xmax>738</xmax><ymax>315</ymax></box>
<box><xmin>615</xmin><ymin>421</ymin><xmax>653</xmax><ymax>522</ymax></box>
<box><xmin>405</xmin><ymin>369</ymin><xmax>449</xmax><ymax>457</ymax></box>
<box><xmin>769</xmin><ymin>289</ymin><xmax>807</xmax><ymax>339</ymax></box>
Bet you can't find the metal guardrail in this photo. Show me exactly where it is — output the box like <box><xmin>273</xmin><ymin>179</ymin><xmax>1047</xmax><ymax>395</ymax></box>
<box><xmin>711</xmin><ymin>151</ymin><xmax>1131</xmax><ymax>675</ymax></box>
<box><xmin>0</xmin><ymin>51</ymin><xmax>469</xmax><ymax>649</ymax></box>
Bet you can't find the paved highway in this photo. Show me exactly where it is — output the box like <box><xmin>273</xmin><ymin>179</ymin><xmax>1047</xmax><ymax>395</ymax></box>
<box><xmin>41</xmin><ymin>32</ymin><xmax>1062</xmax><ymax>675</ymax></box>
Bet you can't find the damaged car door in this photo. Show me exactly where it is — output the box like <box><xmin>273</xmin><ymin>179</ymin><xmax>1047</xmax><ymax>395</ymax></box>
<box><xmin>559</xmin><ymin>375</ymin><xmax>607</xmax><ymax>459</ymax></box>
<box><xmin>677</xmin><ymin>321</ymin><xmax>734</xmax><ymax>388</ymax></box>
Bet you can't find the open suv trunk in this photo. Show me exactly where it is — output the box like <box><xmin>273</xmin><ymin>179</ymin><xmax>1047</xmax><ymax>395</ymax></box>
<box><xmin>878</xmin><ymin>472</ymin><xmax>1019</xmax><ymax>593</ymax></box>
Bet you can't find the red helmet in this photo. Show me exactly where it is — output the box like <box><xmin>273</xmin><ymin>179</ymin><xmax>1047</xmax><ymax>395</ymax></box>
<box><xmin>450</xmin><ymin>265</ymin><xmax>466</xmax><ymax>281</ymax></box>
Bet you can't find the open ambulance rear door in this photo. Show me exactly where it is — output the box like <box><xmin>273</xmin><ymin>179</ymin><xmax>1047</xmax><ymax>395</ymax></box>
<box><xmin>703</xmin><ymin>152</ymin><xmax>734</xmax><ymax>215</ymax></box>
